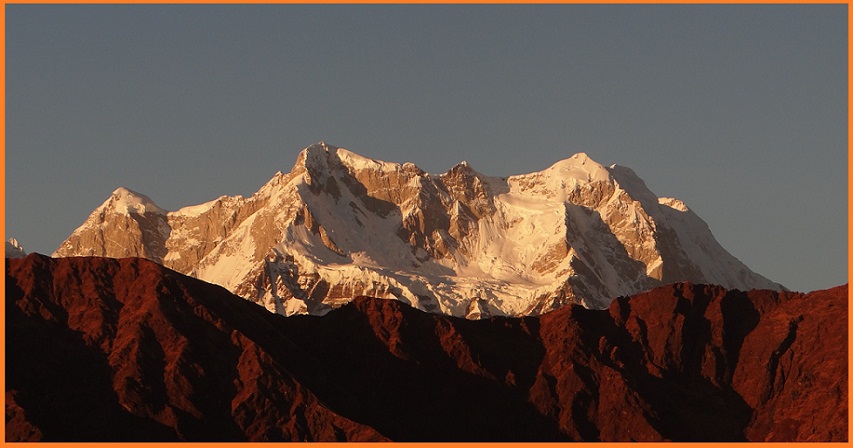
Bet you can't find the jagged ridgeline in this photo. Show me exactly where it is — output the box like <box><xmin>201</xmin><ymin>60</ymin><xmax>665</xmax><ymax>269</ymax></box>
<box><xmin>6</xmin><ymin>255</ymin><xmax>845</xmax><ymax>442</ymax></box>
<box><xmin>54</xmin><ymin>142</ymin><xmax>782</xmax><ymax>317</ymax></box>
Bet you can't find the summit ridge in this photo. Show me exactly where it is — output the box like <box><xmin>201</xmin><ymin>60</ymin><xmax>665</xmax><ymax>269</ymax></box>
<box><xmin>53</xmin><ymin>142</ymin><xmax>783</xmax><ymax>317</ymax></box>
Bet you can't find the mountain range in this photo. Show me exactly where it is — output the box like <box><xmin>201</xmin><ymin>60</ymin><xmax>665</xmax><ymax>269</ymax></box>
<box><xmin>6</xmin><ymin>254</ymin><xmax>846</xmax><ymax>442</ymax></box>
<box><xmin>52</xmin><ymin>142</ymin><xmax>782</xmax><ymax>318</ymax></box>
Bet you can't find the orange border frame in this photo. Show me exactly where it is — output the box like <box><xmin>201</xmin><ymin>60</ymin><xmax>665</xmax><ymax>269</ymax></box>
<box><xmin>0</xmin><ymin>2</ymin><xmax>849</xmax><ymax>448</ymax></box>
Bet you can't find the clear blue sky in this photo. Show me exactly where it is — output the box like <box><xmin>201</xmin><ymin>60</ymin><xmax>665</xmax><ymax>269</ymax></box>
<box><xmin>5</xmin><ymin>5</ymin><xmax>847</xmax><ymax>293</ymax></box>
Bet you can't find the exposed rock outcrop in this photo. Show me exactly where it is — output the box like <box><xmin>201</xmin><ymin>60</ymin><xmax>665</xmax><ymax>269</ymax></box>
<box><xmin>5</xmin><ymin>254</ymin><xmax>385</xmax><ymax>442</ymax></box>
<box><xmin>53</xmin><ymin>143</ymin><xmax>783</xmax><ymax>317</ymax></box>
<box><xmin>6</xmin><ymin>254</ymin><xmax>843</xmax><ymax>442</ymax></box>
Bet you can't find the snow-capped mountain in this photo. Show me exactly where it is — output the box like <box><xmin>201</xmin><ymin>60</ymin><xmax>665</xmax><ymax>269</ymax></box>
<box><xmin>6</xmin><ymin>238</ymin><xmax>27</xmax><ymax>258</ymax></box>
<box><xmin>53</xmin><ymin>142</ymin><xmax>783</xmax><ymax>317</ymax></box>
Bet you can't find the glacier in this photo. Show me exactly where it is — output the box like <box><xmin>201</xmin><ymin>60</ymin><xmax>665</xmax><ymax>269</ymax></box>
<box><xmin>53</xmin><ymin>142</ymin><xmax>784</xmax><ymax>318</ymax></box>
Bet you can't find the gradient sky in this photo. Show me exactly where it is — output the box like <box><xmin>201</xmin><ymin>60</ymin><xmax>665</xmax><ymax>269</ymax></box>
<box><xmin>6</xmin><ymin>5</ymin><xmax>847</xmax><ymax>293</ymax></box>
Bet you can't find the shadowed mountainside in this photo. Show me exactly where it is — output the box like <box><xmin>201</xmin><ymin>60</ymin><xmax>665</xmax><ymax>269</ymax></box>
<box><xmin>5</xmin><ymin>254</ymin><xmax>847</xmax><ymax>441</ymax></box>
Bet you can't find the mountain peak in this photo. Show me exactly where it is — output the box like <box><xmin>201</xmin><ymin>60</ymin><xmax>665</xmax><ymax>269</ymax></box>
<box><xmin>296</xmin><ymin>142</ymin><xmax>402</xmax><ymax>174</ymax></box>
<box><xmin>297</xmin><ymin>141</ymin><xmax>332</xmax><ymax>165</ymax></box>
<box><xmin>55</xmin><ymin>144</ymin><xmax>784</xmax><ymax>318</ymax></box>
<box><xmin>6</xmin><ymin>238</ymin><xmax>27</xmax><ymax>258</ymax></box>
<box><xmin>449</xmin><ymin>159</ymin><xmax>475</xmax><ymax>172</ymax></box>
<box><xmin>335</xmin><ymin>147</ymin><xmax>403</xmax><ymax>173</ymax></box>
<box><xmin>112</xmin><ymin>186</ymin><xmax>138</xmax><ymax>196</ymax></box>
<box><xmin>107</xmin><ymin>187</ymin><xmax>167</xmax><ymax>216</ymax></box>
<box><xmin>542</xmin><ymin>152</ymin><xmax>611</xmax><ymax>183</ymax></box>
<box><xmin>305</xmin><ymin>140</ymin><xmax>332</xmax><ymax>153</ymax></box>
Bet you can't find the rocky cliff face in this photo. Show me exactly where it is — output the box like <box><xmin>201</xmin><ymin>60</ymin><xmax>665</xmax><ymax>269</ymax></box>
<box><xmin>6</xmin><ymin>254</ymin><xmax>845</xmax><ymax>442</ymax></box>
<box><xmin>54</xmin><ymin>187</ymin><xmax>170</xmax><ymax>263</ymax></box>
<box><xmin>53</xmin><ymin>142</ymin><xmax>783</xmax><ymax>317</ymax></box>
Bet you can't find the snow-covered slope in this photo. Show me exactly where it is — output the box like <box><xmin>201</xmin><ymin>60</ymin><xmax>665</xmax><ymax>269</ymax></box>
<box><xmin>53</xmin><ymin>142</ymin><xmax>784</xmax><ymax>317</ymax></box>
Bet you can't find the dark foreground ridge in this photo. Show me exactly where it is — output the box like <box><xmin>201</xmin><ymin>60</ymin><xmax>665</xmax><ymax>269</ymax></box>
<box><xmin>6</xmin><ymin>254</ymin><xmax>848</xmax><ymax>441</ymax></box>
